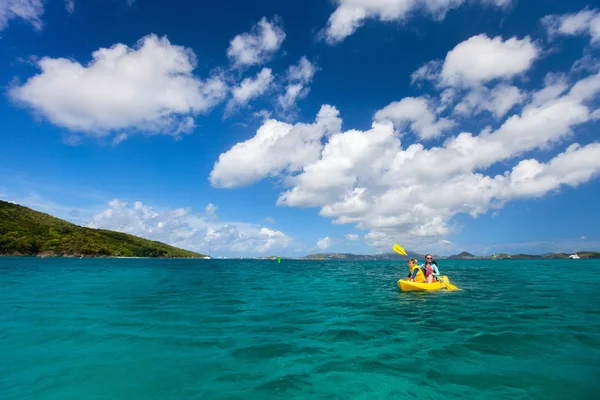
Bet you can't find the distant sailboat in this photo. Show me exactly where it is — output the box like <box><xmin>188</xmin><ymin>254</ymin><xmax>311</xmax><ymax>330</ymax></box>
<box><xmin>203</xmin><ymin>241</ymin><xmax>212</xmax><ymax>259</ymax></box>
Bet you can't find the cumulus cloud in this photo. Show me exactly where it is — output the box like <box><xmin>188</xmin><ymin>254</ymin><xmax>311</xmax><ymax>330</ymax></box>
<box><xmin>410</xmin><ymin>33</ymin><xmax>540</xmax><ymax>124</ymax></box>
<box><xmin>345</xmin><ymin>233</ymin><xmax>359</xmax><ymax>241</ymax></box>
<box><xmin>542</xmin><ymin>8</ymin><xmax>600</xmax><ymax>45</ymax></box>
<box><xmin>225</xmin><ymin>67</ymin><xmax>273</xmax><ymax>116</ymax></box>
<box><xmin>374</xmin><ymin>96</ymin><xmax>455</xmax><ymax>140</ymax></box>
<box><xmin>209</xmin><ymin>105</ymin><xmax>342</xmax><ymax>188</ymax></box>
<box><xmin>276</xmin><ymin>57</ymin><xmax>317</xmax><ymax>114</ymax></box>
<box><xmin>413</xmin><ymin>34</ymin><xmax>540</xmax><ymax>88</ymax></box>
<box><xmin>227</xmin><ymin>16</ymin><xmax>286</xmax><ymax>68</ymax></box>
<box><xmin>453</xmin><ymin>84</ymin><xmax>525</xmax><ymax>118</ymax></box>
<box><xmin>323</xmin><ymin>0</ymin><xmax>512</xmax><ymax>44</ymax></box>
<box><xmin>210</xmin><ymin>67</ymin><xmax>600</xmax><ymax>251</ymax></box>
<box><xmin>317</xmin><ymin>236</ymin><xmax>332</xmax><ymax>249</ymax></box>
<box><xmin>88</xmin><ymin>199</ymin><xmax>293</xmax><ymax>254</ymax></box>
<box><xmin>9</xmin><ymin>34</ymin><xmax>228</xmax><ymax>142</ymax></box>
<box><xmin>0</xmin><ymin>0</ymin><xmax>43</xmax><ymax>32</ymax></box>
<box><xmin>204</xmin><ymin>203</ymin><xmax>218</xmax><ymax>218</ymax></box>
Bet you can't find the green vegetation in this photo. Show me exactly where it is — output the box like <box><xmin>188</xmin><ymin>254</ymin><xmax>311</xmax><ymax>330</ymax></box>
<box><xmin>446</xmin><ymin>251</ymin><xmax>478</xmax><ymax>259</ymax></box>
<box><xmin>0</xmin><ymin>200</ymin><xmax>205</xmax><ymax>258</ymax></box>
<box><xmin>575</xmin><ymin>251</ymin><xmax>600</xmax><ymax>258</ymax></box>
<box><xmin>510</xmin><ymin>254</ymin><xmax>544</xmax><ymax>259</ymax></box>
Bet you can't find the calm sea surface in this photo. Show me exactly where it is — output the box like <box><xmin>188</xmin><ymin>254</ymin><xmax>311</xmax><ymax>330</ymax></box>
<box><xmin>1</xmin><ymin>257</ymin><xmax>599</xmax><ymax>399</ymax></box>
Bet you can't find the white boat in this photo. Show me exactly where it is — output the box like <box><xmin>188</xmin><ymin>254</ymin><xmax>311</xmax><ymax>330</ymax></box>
<box><xmin>569</xmin><ymin>253</ymin><xmax>580</xmax><ymax>259</ymax></box>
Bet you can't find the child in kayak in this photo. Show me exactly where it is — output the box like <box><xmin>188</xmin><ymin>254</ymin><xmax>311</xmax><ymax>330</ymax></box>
<box><xmin>422</xmin><ymin>254</ymin><xmax>440</xmax><ymax>283</ymax></box>
<box><xmin>406</xmin><ymin>258</ymin><xmax>425</xmax><ymax>282</ymax></box>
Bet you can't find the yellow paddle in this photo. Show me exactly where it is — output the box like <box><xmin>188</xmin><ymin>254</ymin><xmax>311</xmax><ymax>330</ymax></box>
<box><xmin>392</xmin><ymin>243</ymin><xmax>408</xmax><ymax>256</ymax></box>
<box><xmin>436</xmin><ymin>276</ymin><xmax>459</xmax><ymax>291</ymax></box>
<box><xmin>392</xmin><ymin>243</ymin><xmax>460</xmax><ymax>291</ymax></box>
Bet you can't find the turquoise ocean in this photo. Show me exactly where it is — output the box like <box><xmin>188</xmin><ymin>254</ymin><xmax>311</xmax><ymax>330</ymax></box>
<box><xmin>1</xmin><ymin>257</ymin><xmax>599</xmax><ymax>399</ymax></box>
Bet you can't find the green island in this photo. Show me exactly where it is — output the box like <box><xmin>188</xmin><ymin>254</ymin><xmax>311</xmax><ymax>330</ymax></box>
<box><xmin>0</xmin><ymin>200</ymin><xmax>205</xmax><ymax>258</ymax></box>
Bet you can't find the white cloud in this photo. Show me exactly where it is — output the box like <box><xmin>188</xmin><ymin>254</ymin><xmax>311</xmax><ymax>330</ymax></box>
<box><xmin>424</xmin><ymin>34</ymin><xmax>540</xmax><ymax>88</ymax></box>
<box><xmin>411</xmin><ymin>34</ymin><xmax>539</xmax><ymax>124</ymax></box>
<box><xmin>0</xmin><ymin>0</ymin><xmax>43</xmax><ymax>32</ymax></box>
<box><xmin>277</xmin><ymin>84</ymin><xmax>305</xmax><ymax>111</ymax></box>
<box><xmin>88</xmin><ymin>199</ymin><xmax>293</xmax><ymax>255</ymax></box>
<box><xmin>227</xmin><ymin>16</ymin><xmax>286</xmax><ymax>68</ymax></box>
<box><xmin>530</xmin><ymin>73</ymin><xmax>569</xmax><ymax>109</ymax></box>
<box><xmin>374</xmin><ymin>96</ymin><xmax>456</xmax><ymax>139</ymax></box>
<box><xmin>572</xmin><ymin>54</ymin><xmax>600</xmax><ymax>74</ymax></box>
<box><xmin>287</xmin><ymin>56</ymin><xmax>316</xmax><ymax>83</ymax></box>
<box><xmin>111</xmin><ymin>133</ymin><xmax>128</xmax><ymax>147</ymax></box>
<box><xmin>225</xmin><ymin>67</ymin><xmax>273</xmax><ymax>116</ymax></box>
<box><xmin>209</xmin><ymin>105</ymin><xmax>342</xmax><ymax>188</ymax></box>
<box><xmin>323</xmin><ymin>0</ymin><xmax>512</xmax><ymax>44</ymax></box>
<box><xmin>210</xmin><ymin>68</ymin><xmax>600</xmax><ymax>252</ymax></box>
<box><xmin>581</xmin><ymin>236</ymin><xmax>586</xmax><ymax>240</ymax></box>
<box><xmin>317</xmin><ymin>236</ymin><xmax>332</xmax><ymax>249</ymax></box>
<box><xmin>263</xmin><ymin>217</ymin><xmax>275</xmax><ymax>224</ymax></box>
<box><xmin>204</xmin><ymin>203</ymin><xmax>218</xmax><ymax>218</ymax></box>
<box><xmin>65</xmin><ymin>0</ymin><xmax>74</xmax><ymax>13</ymax></box>
<box><xmin>253</xmin><ymin>109</ymin><xmax>272</xmax><ymax>122</ymax></box>
<box><xmin>411</xmin><ymin>60</ymin><xmax>443</xmax><ymax>85</ymax></box>
<box><xmin>454</xmin><ymin>84</ymin><xmax>525</xmax><ymax>119</ymax></box>
<box><xmin>9</xmin><ymin>34</ymin><xmax>228</xmax><ymax>142</ymax></box>
<box><xmin>345</xmin><ymin>233</ymin><xmax>359</xmax><ymax>241</ymax></box>
<box><xmin>542</xmin><ymin>8</ymin><xmax>600</xmax><ymax>45</ymax></box>
<box><xmin>277</xmin><ymin>57</ymin><xmax>317</xmax><ymax>114</ymax></box>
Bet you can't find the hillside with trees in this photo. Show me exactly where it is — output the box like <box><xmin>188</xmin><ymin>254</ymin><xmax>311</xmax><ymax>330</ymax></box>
<box><xmin>0</xmin><ymin>200</ymin><xmax>204</xmax><ymax>258</ymax></box>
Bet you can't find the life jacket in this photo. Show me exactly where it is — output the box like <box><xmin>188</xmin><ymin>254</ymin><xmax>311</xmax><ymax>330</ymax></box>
<box><xmin>423</xmin><ymin>261</ymin><xmax>437</xmax><ymax>276</ymax></box>
<box><xmin>409</xmin><ymin>265</ymin><xmax>425</xmax><ymax>282</ymax></box>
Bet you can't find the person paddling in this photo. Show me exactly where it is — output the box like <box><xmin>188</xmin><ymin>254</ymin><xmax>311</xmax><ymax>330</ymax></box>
<box><xmin>406</xmin><ymin>258</ymin><xmax>425</xmax><ymax>282</ymax></box>
<box><xmin>422</xmin><ymin>254</ymin><xmax>440</xmax><ymax>283</ymax></box>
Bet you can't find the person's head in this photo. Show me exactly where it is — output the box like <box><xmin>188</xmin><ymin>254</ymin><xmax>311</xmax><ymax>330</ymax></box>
<box><xmin>407</xmin><ymin>258</ymin><xmax>417</xmax><ymax>267</ymax></box>
<box><xmin>425</xmin><ymin>254</ymin><xmax>433</xmax><ymax>263</ymax></box>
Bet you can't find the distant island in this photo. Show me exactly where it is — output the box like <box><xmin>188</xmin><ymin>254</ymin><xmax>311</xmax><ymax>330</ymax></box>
<box><xmin>301</xmin><ymin>251</ymin><xmax>434</xmax><ymax>260</ymax></box>
<box><xmin>0</xmin><ymin>200</ymin><xmax>206</xmax><ymax>258</ymax></box>
<box><xmin>300</xmin><ymin>250</ymin><xmax>600</xmax><ymax>260</ymax></box>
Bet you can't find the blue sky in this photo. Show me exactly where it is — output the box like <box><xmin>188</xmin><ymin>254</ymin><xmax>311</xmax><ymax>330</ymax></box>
<box><xmin>1</xmin><ymin>0</ymin><xmax>600</xmax><ymax>257</ymax></box>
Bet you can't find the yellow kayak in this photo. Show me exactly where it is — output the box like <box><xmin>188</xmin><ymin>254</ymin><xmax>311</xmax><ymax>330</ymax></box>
<box><xmin>397</xmin><ymin>275</ymin><xmax>450</xmax><ymax>291</ymax></box>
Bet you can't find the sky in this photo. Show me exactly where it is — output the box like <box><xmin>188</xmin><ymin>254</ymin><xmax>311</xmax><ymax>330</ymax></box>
<box><xmin>1</xmin><ymin>0</ymin><xmax>600</xmax><ymax>257</ymax></box>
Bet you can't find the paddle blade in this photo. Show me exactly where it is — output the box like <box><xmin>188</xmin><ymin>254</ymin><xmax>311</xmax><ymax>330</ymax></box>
<box><xmin>438</xmin><ymin>277</ymin><xmax>459</xmax><ymax>291</ymax></box>
<box><xmin>393</xmin><ymin>243</ymin><xmax>408</xmax><ymax>256</ymax></box>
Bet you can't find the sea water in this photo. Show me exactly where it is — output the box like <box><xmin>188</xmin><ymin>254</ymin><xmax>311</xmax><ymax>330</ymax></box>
<box><xmin>1</xmin><ymin>257</ymin><xmax>599</xmax><ymax>400</ymax></box>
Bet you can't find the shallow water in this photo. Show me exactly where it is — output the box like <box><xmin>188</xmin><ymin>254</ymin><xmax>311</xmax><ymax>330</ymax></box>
<box><xmin>1</xmin><ymin>257</ymin><xmax>599</xmax><ymax>399</ymax></box>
